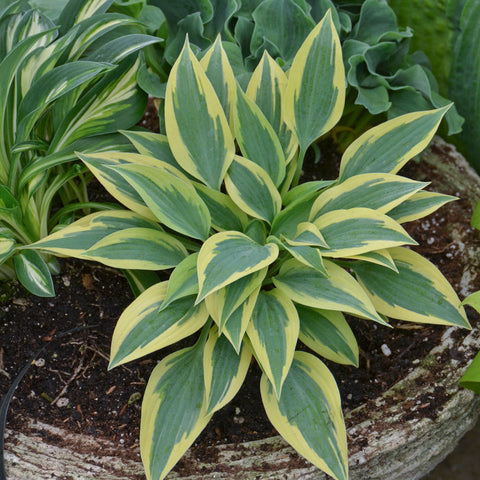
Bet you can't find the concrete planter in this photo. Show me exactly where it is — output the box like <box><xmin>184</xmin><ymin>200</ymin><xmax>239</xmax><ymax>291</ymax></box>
<box><xmin>4</xmin><ymin>138</ymin><xmax>480</xmax><ymax>480</ymax></box>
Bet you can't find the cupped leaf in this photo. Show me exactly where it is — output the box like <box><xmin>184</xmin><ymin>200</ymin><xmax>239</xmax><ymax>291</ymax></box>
<box><xmin>344</xmin><ymin>249</ymin><xmax>398</xmax><ymax>272</ymax></box>
<box><xmin>283</xmin><ymin>10</ymin><xmax>345</xmax><ymax>152</ymax></box>
<box><xmin>261</xmin><ymin>351</ymin><xmax>348</xmax><ymax>480</ymax></box>
<box><xmin>314</xmin><ymin>207</ymin><xmax>416</xmax><ymax>258</ymax></box>
<box><xmin>165</xmin><ymin>38</ymin><xmax>234</xmax><ymax>190</ymax></box>
<box><xmin>13</xmin><ymin>250</ymin><xmax>54</xmax><ymax>297</ymax></box>
<box><xmin>109</xmin><ymin>282</ymin><xmax>209</xmax><ymax>369</ymax></box>
<box><xmin>339</xmin><ymin>106</ymin><xmax>450</xmax><ymax>180</ymax></box>
<box><xmin>225</xmin><ymin>155</ymin><xmax>282</xmax><ymax>223</ymax></box>
<box><xmin>273</xmin><ymin>258</ymin><xmax>385</xmax><ymax>323</ymax></box>
<box><xmin>203</xmin><ymin>326</ymin><xmax>252</xmax><ymax>415</ymax></box>
<box><xmin>197</xmin><ymin>231</ymin><xmax>278</xmax><ymax>302</ymax></box>
<box><xmin>141</xmin><ymin>343</ymin><xmax>211</xmax><ymax>480</ymax></box>
<box><xmin>247</xmin><ymin>289</ymin><xmax>299</xmax><ymax>398</ymax></box>
<box><xmin>352</xmin><ymin>247</ymin><xmax>470</xmax><ymax>327</ymax></box>
<box><xmin>284</xmin><ymin>222</ymin><xmax>328</xmax><ymax>248</ymax></box>
<box><xmin>297</xmin><ymin>305</ymin><xmax>359</xmax><ymax>366</ymax></box>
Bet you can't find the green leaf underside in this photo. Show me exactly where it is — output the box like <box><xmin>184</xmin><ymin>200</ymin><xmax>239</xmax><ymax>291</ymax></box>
<box><xmin>460</xmin><ymin>350</ymin><xmax>480</xmax><ymax>394</ymax></box>
<box><xmin>197</xmin><ymin>231</ymin><xmax>278</xmax><ymax>302</ymax></box>
<box><xmin>273</xmin><ymin>258</ymin><xmax>384</xmax><ymax>323</ymax></box>
<box><xmin>261</xmin><ymin>351</ymin><xmax>348</xmax><ymax>480</ymax></box>
<box><xmin>110</xmin><ymin>282</ymin><xmax>208</xmax><ymax>369</ymax></box>
<box><xmin>352</xmin><ymin>247</ymin><xmax>469</xmax><ymax>327</ymax></box>
<box><xmin>297</xmin><ymin>305</ymin><xmax>358</xmax><ymax>366</ymax></box>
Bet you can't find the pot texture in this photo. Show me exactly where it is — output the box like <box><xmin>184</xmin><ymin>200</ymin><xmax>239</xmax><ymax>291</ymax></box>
<box><xmin>4</xmin><ymin>137</ymin><xmax>480</xmax><ymax>480</ymax></box>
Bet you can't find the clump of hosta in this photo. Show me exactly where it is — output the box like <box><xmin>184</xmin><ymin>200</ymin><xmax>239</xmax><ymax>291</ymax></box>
<box><xmin>32</xmin><ymin>11</ymin><xmax>470</xmax><ymax>480</ymax></box>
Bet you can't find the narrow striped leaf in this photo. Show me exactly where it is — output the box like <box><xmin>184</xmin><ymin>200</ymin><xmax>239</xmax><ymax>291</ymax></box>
<box><xmin>204</xmin><ymin>268</ymin><xmax>267</xmax><ymax>333</ymax></box>
<box><xmin>261</xmin><ymin>351</ymin><xmax>348</xmax><ymax>480</ymax></box>
<box><xmin>247</xmin><ymin>289</ymin><xmax>299</xmax><ymax>398</ymax></box>
<box><xmin>282</xmin><ymin>243</ymin><xmax>327</xmax><ymax>275</ymax></box>
<box><xmin>165</xmin><ymin>39</ymin><xmax>234</xmax><ymax>190</ymax></box>
<box><xmin>234</xmin><ymin>84</ymin><xmax>285</xmax><ymax>187</ymax></box>
<box><xmin>225</xmin><ymin>155</ymin><xmax>282</xmax><ymax>224</ymax></box>
<box><xmin>194</xmin><ymin>182</ymin><xmax>248</xmax><ymax>232</ymax></box>
<box><xmin>282</xmin><ymin>180</ymin><xmax>334</xmax><ymax>207</ymax></box>
<box><xmin>84</xmin><ymin>228</ymin><xmax>188</xmax><ymax>270</ymax></box>
<box><xmin>273</xmin><ymin>258</ymin><xmax>385</xmax><ymax>323</ymax></box>
<box><xmin>314</xmin><ymin>208</ymin><xmax>416</xmax><ymax>257</ymax></box>
<box><xmin>109</xmin><ymin>282</ymin><xmax>209</xmax><ymax>369</ymax></box>
<box><xmin>283</xmin><ymin>10</ymin><xmax>345</xmax><ymax>153</ymax></box>
<box><xmin>310</xmin><ymin>173</ymin><xmax>429</xmax><ymax>221</ymax></box>
<box><xmin>203</xmin><ymin>326</ymin><xmax>252</xmax><ymax>415</ymax></box>
<box><xmin>344</xmin><ymin>249</ymin><xmax>398</xmax><ymax>272</ymax></box>
<box><xmin>388</xmin><ymin>191</ymin><xmax>457</xmax><ymax>224</ymax></box>
<box><xmin>113</xmin><ymin>163</ymin><xmax>211</xmax><ymax>240</ymax></box>
<box><xmin>0</xmin><ymin>236</ymin><xmax>15</xmax><ymax>263</ymax></box>
<box><xmin>58</xmin><ymin>0</ymin><xmax>115</xmax><ymax>32</ymax></box>
<box><xmin>13</xmin><ymin>250</ymin><xmax>54</xmax><ymax>297</ymax></box>
<box><xmin>339</xmin><ymin>107</ymin><xmax>450</xmax><ymax>180</ymax></box>
<box><xmin>284</xmin><ymin>222</ymin><xmax>328</xmax><ymax>248</ymax></box>
<box><xmin>352</xmin><ymin>247</ymin><xmax>470</xmax><ymax>328</ymax></box>
<box><xmin>32</xmin><ymin>210</ymin><xmax>158</xmax><ymax>257</ymax></box>
<box><xmin>297</xmin><ymin>305</ymin><xmax>359</xmax><ymax>366</ymax></box>
<box><xmin>197</xmin><ymin>231</ymin><xmax>278</xmax><ymax>302</ymax></box>
<box><xmin>246</xmin><ymin>51</ymin><xmax>297</xmax><ymax>165</ymax></box>
<box><xmin>223</xmin><ymin>286</ymin><xmax>261</xmax><ymax>353</ymax></box>
<box><xmin>160</xmin><ymin>253</ymin><xmax>199</xmax><ymax>312</ymax></box>
<box><xmin>141</xmin><ymin>344</ymin><xmax>211</xmax><ymax>480</ymax></box>
<box><xmin>199</xmin><ymin>36</ymin><xmax>237</xmax><ymax>132</ymax></box>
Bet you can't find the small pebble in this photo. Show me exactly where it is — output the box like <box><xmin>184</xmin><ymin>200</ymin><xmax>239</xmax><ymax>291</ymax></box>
<box><xmin>56</xmin><ymin>397</ymin><xmax>69</xmax><ymax>407</ymax></box>
<box><xmin>34</xmin><ymin>358</ymin><xmax>45</xmax><ymax>367</ymax></box>
<box><xmin>381</xmin><ymin>344</ymin><xmax>392</xmax><ymax>357</ymax></box>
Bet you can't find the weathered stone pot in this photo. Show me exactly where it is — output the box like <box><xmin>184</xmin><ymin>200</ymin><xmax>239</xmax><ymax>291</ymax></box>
<box><xmin>4</xmin><ymin>137</ymin><xmax>480</xmax><ymax>480</ymax></box>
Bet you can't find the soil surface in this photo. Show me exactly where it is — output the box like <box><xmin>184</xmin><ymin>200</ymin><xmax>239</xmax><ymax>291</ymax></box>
<box><xmin>2</xmin><ymin>106</ymin><xmax>480</xmax><ymax>475</ymax></box>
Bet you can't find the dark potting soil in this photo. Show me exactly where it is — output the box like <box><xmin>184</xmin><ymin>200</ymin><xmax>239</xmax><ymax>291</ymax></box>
<box><xmin>2</xmin><ymin>112</ymin><xmax>480</xmax><ymax>471</ymax></box>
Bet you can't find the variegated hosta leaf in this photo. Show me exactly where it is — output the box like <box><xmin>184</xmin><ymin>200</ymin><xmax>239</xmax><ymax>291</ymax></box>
<box><xmin>32</xmin><ymin>210</ymin><xmax>159</xmax><ymax>257</ymax></box>
<box><xmin>284</xmin><ymin>222</ymin><xmax>328</xmax><ymax>248</ymax></box>
<box><xmin>284</xmin><ymin>10</ymin><xmax>345</xmax><ymax>153</ymax></box>
<box><xmin>194</xmin><ymin>182</ymin><xmax>248</xmax><ymax>232</ymax></box>
<box><xmin>109</xmin><ymin>282</ymin><xmax>209</xmax><ymax>369</ymax></box>
<box><xmin>234</xmin><ymin>84</ymin><xmax>285</xmax><ymax>187</ymax></box>
<box><xmin>204</xmin><ymin>268</ymin><xmax>267</xmax><ymax>333</ymax></box>
<box><xmin>339</xmin><ymin>106</ymin><xmax>450</xmax><ymax>180</ymax></box>
<box><xmin>165</xmin><ymin>38</ymin><xmax>234</xmax><ymax>190</ymax></box>
<box><xmin>112</xmin><ymin>163</ymin><xmax>211</xmax><ymax>240</ymax></box>
<box><xmin>261</xmin><ymin>351</ymin><xmax>348</xmax><ymax>480</ymax></box>
<box><xmin>282</xmin><ymin>180</ymin><xmax>334</xmax><ymax>207</ymax></box>
<box><xmin>203</xmin><ymin>326</ymin><xmax>252</xmax><ymax>415</ymax></box>
<box><xmin>297</xmin><ymin>305</ymin><xmax>359</xmax><ymax>366</ymax></box>
<box><xmin>197</xmin><ymin>231</ymin><xmax>278</xmax><ymax>303</ymax></box>
<box><xmin>0</xmin><ymin>236</ymin><xmax>15</xmax><ymax>263</ymax></box>
<box><xmin>309</xmin><ymin>173</ymin><xmax>429</xmax><ymax>221</ymax></box>
<box><xmin>13</xmin><ymin>250</ymin><xmax>54</xmax><ymax>297</ymax></box>
<box><xmin>352</xmin><ymin>247</ymin><xmax>470</xmax><ymax>328</ymax></box>
<box><xmin>344</xmin><ymin>249</ymin><xmax>398</xmax><ymax>272</ymax></box>
<box><xmin>314</xmin><ymin>207</ymin><xmax>416</xmax><ymax>258</ymax></box>
<box><xmin>247</xmin><ymin>289</ymin><xmax>299</xmax><ymax>398</ymax></box>
<box><xmin>141</xmin><ymin>343</ymin><xmax>211</xmax><ymax>480</ymax></box>
<box><xmin>83</xmin><ymin>227</ymin><xmax>188</xmax><ymax>270</ymax></box>
<box><xmin>246</xmin><ymin>51</ymin><xmax>297</xmax><ymax>165</ymax></box>
<box><xmin>388</xmin><ymin>191</ymin><xmax>457</xmax><ymax>224</ymax></box>
<box><xmin>225</xmin><ymin>155</ymin><xmax>282</xmax><ymax>224</ymax></box>
<box><xmin>199</xmin><ymin>36</ymin><xmax>237</xmax><ymax>132</ymax></box>
<box><xmin>58</xmin><ymin>0</ymin><xmax>116</xmax><ymax>32</ymax></box>
<box><xmin>273</xmin><ymin>258</ymin><xmax>385</xmax><ymax>324</ymax></box>
<box><xmin>281</xmin><ymin>242</ymin><xmax>327</xmax><ymax>275</ymax></box>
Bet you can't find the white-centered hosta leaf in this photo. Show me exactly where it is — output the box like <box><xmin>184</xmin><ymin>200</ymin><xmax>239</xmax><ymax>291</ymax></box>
<box><xmin>0</xmin><ymin>236</ymin><xmax>15</xmax><ymax>263</ymax></box>
<box><xmin>261</xmin><ymin>351</ymin><xmax>348</xmax><ymax>480</ymax></box>
<box><xmin>13</xmin><ymin>250</ymin><xmax>54</xmax><ymax>298</ymax></box>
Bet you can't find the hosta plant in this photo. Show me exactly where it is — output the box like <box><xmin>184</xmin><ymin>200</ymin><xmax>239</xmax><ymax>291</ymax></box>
<box><xmin>0</xmin><ymin>0</ymin><xmax>159</xmax><ymax>295</ymax></box>
<box><xmin>32</xmin><ymin>12</ymin><xmax>470</xmax><ymax>480</ymax></box>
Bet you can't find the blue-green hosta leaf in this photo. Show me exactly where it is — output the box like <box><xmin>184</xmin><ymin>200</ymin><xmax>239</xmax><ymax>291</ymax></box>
<box><xmin>283</xmin><ymin>10</ymin><xmax>345</xmax><ymax>153</ymax></box>
<box><xmin>339</xmin><ymin>107</ymin><xmax>450</xmax><ymax>180</ymax></box>
<box><xmin>261</xmin><ymin>351</ymin><xmax>348</xmax><ymax>480</ymax></box>
<box><xmin>283</xmin><ymin>222</ymin><xmax>328</xmax><ymax>248</ymax></box>
<box><xmin>314</xmin><ymin>207</ymin><xmax>416</xmax><ymax>258</ymax></box>
<box><xmin>297</xmin><ymin>305</ymin><xmax>359</xmax><ymax>366</ymax></box>
<box><xmin>141</xmin><ymin>343</ymin><xmax>212</xmax><ymax>480</ymax></box>
<box><xmin>247</xmin><ymin>289</ymin><xmax>299</xmax><ymax>398</ymax></box>
<box><xmin>109</xmin><ymin>282</ymin><xmax>209</xmax><ymax>369</ymax></box>
<box><xmin>281</xmin><ymin>243</ymin><xmax>327</xmax><ymax>275</ymax></box>
<box><xmin>13</xmin><ymin>250</ymin><xmax>54</xmax><ymax>297</ymax></box>
<box><xmin>345</xmin><ymin>249</ymin><xmax>398</xmax><ymax>272</ymax></box>
<box><xmin>234</xmin><ymin>84</ymin><xmax>285</xmax><ymax>187</ymax></box>
<box><xmin>112</xmin><ymin>163</ymin><xmax>211</xmax><ymax>240</ymax></box>
<box><xmin>282</xmin><ymin>180</ymin><xmax>334</xmax><ymax>207</ymax></box>
<box><xmin>225</xmin><ymin>155</ymin><xmax>282</xmax><ymax>224</ymax></box>
<box><xmin>273</xmin><ymin>258</ymin><xmax>385</xmax><ymax>323</ymax></box>
<box><xmin>310</xmin><ymin>173</ymin><xmax>429</xmax><ymax>220</ymax></box>
<box><xmin>84</xmin><ymin>228</ymin><xmax>188</xmax><ymax>270</ymax></box>
<box><xmin>203</xmin><ymin>326</ymin><xmax>252</xmax><ymax>415</ymax></box>
<box><xmin>352</xmin><ymin>247</ymin><xmax>470</xmax><ymax>328</ymax></box>
<box><xmin>197</xmin><ymin>231</ymin><xmax>278</xmax><ymax>303</ymax></box>
<box><xmin>165</xmin><ymin>38</ymin><xmax>234</xmax><ymax>190</ymax></box>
